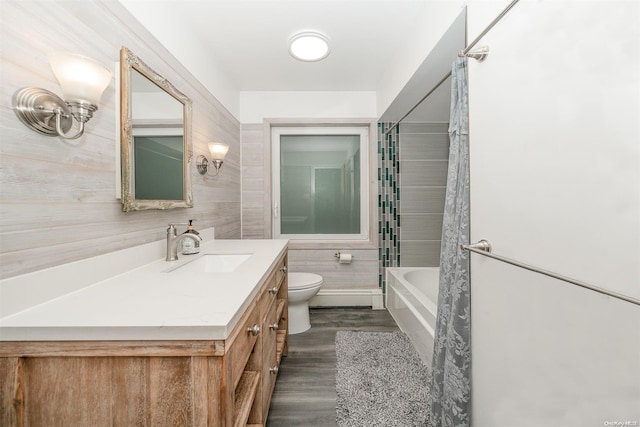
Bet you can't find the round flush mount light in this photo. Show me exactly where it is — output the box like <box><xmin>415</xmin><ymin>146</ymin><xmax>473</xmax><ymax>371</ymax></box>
<box><xmin>288</xmin><ymin>32</ymin><xmax>330</xmax><ymax>62</ymax></box>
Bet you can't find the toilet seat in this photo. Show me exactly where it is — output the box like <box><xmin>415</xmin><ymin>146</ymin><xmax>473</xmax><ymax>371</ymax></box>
<box><xmin>288</xmin><ymin>272</ymin><xmax>323</xmax><ymax>290</ymax></box>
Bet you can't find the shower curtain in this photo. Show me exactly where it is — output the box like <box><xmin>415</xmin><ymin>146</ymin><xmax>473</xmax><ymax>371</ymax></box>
<box><xmin>428</xmin><ymin>57</ymin><xmax>471</xmax><ymax>427</ymax></box>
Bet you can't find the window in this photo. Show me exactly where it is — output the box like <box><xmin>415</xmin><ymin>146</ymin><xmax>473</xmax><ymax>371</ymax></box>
<box><xmin>272</xmin><ymin>126</ymin><xmax>369</xmax><ymax>240</ymax></box>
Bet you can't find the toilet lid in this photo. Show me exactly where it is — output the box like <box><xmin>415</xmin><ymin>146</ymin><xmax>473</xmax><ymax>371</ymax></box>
<box><xmin>288</xmin><ymin>272</ymin><xmax>324</xmax><ymax>290</ymax></box>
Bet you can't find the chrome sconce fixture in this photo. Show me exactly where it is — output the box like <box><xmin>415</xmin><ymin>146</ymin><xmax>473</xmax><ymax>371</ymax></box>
<box><xmin>12</xmin><ymin>52</ymin><xmax>112</xmax><ymax>140</ymax></box>
<box><xmin>197</xmin><ymin>142</ymin><xmax>229</xmax><ymax>176</ymax></box>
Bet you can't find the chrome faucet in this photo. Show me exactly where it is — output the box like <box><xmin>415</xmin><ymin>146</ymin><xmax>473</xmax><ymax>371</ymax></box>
<box><xmin>166</xmin><ymin>223</ymin><xmax>203</xmax><ymax>261</ymax></box>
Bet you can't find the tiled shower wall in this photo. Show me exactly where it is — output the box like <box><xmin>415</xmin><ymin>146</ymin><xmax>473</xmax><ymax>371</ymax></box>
<box><xmin>378</xmin><ymin>122</ymin><xmax>449</xmax><ymax>286</ymax></box>
<box><xmin>399</xmin><ymin>122</ymin><xmax>449</xmax><ymax>267</ymax></box>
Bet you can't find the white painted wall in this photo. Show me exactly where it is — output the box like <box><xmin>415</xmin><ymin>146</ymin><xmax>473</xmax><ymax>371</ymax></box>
<box><xmin>467</xmin><ymin>0</ymin><xmax>640</xmax><ymax>425</ymax></box>
<box><xmin>239</xmin><ymin>91</ymin><xmax>377</xmax><ymax>123</ymax></box>
<box><xmin>118</xmin><ymin>0</ymin><xmax>240</xmax><ymax>118</ymax></box>
<box><xmin>118</xmin><ymin>1</ymin><xmax>463</xmax><ymax>123</ymax></box>
<box><xmin>133</xmin><ymin>93</ymin><xmax>183</xmax><ymax>120</ymax></box>
<box><xmin>375</xmin><ymin>3</ymin><xmax>464</xmax><ymax>117</ymax></box>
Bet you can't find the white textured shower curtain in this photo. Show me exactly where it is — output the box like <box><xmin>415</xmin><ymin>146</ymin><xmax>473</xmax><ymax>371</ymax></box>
<box><xmin>427</xmin><ymin>57</ymin><xmax>471</xmax><ymax>427</ymax></box>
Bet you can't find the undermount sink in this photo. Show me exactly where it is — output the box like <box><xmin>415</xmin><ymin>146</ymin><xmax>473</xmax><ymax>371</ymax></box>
<box><xmin>169</xmin><ymin>253</ymin><xmax>252</xmax><ymax>273</ymax></box>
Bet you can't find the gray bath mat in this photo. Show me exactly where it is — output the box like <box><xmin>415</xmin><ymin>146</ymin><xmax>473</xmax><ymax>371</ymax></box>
<box><xmin>335</xmin><ymin>330</ymin><xmax>431</xmax><ymax>426</ymax></box>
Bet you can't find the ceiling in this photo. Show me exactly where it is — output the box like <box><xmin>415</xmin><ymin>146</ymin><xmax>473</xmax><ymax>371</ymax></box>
<box><xmin>120</xmin><ymin>0</ymin><xmax>465</xmax><ymax>120</ymax></box>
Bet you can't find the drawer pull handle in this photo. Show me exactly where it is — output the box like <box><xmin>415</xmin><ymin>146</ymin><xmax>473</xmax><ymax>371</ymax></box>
<box><xmin>269</xmin><ymin>322</ymin><xmax>279</xmax><ymax>330</ymax></box>
<box><xmin>268</xmin><ymin>286</ymin><xmax>279</xmax><ymax>294</ymax></box>
<box><xmin>280</xmin><ymin>266</ymin><xmax>288</xmax><ymax>273</ymax></box>
<box><xmin>269</xmin><ymin>366</ymin><xmax>279</xmax><ymax>374</ymax></box>
<box><xmin>247</xmin><ymin>324</ymin><xmax>261</xmax><ymax>336</ymax></box>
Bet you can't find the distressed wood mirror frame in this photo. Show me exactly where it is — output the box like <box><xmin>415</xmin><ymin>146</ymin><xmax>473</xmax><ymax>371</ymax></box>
<box><xmin>120</xmin><ymin>46</ymin><xmax>193</xmax><ymax>212</ymax></box>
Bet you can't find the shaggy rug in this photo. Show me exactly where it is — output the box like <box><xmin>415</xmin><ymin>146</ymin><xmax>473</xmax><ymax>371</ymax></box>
<box><xmin>335</xmin><ymin>331</ymin><xmax>431</xmax><ymax>427</ymax></box>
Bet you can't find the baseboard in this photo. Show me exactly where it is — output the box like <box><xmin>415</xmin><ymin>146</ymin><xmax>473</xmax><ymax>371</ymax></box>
<box><xmin>309</xmin><ymin>288</ymin><xmax>384</xmax><ymax>310</ymax></box>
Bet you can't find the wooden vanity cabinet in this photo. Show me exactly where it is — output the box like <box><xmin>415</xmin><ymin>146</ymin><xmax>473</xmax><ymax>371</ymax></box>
<box><xmin>0</xmin><ymin>253</ymin><xmax>288</xmax><ymax>427</ymax></box>
<box><xmin>246</xmin><ymin>259</ymin><xmax>288</xmax><ymax>425</ymax></box>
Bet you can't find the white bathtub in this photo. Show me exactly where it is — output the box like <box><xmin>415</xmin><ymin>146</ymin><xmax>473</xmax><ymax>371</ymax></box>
<box><xmin>385</xmin><ymin>267</ymin><xmax>439</xmax><ymax>366</ymax></box>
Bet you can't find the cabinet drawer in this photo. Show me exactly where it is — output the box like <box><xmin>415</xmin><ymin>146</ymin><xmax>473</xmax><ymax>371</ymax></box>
<box><xmin>231</xmin><ymin>305</ymin><xmax>261</xmax><ymax>389</ymax></box>
<box><xmin>259</xmin><ymin>276</ymin><xmax>279</xmax><ymax>319</ymax></box>
<box><xmin>260</xmin><ymin>256</ymin><xmax>286</xmax><ymax>313</ymax></box>
<box><xmin>274</xmin><ymin>257</ymin><xmax>287</xmax><ymax>289</ymax></box>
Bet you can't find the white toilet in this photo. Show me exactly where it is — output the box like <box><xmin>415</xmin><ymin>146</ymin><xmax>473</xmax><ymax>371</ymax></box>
<box><xmin>287</xmin><ymin>272</ymin><xmax>323</xmax><ymax>334</ymax></box>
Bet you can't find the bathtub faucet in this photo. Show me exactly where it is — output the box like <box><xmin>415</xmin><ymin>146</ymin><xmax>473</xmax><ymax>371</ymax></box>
<box><xmin>165</xmin><ymin>223</ymin><xmax>202</xmax><ymax>261</ymax></box>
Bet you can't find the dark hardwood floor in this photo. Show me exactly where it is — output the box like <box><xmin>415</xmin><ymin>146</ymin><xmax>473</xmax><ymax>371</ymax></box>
<box><xmin>266</xmin><ymin>307</ymin><xmax>399</xmax><ymax>427</ymax></box>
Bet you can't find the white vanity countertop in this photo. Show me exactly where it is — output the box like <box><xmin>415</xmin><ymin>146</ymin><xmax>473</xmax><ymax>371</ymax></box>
<box><xmin>0</xmin><ymin>239</ymin><xmax>288</xmax><ymax>342</ymax></box>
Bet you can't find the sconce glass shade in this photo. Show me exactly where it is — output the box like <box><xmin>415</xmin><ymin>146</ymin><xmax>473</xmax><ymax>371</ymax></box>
<box><xmin>208</xmin><ymin>142</ymin><xmax>229</xmax><ymax>161</ymax></box>
<box><xmin>197</xmin><ymin>143</ymin><xmax>228</xmax><ymax>175</ymax></box>
<box><xmin>48</xmin><ymin>52</ymin><xmax>112</xmax><ymax>105</ymax></box>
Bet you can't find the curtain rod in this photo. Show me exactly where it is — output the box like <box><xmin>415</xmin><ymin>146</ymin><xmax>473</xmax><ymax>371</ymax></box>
<box><xmin>383</xmin><ymin>71</ymin><xmax>451</xmax><ymax>136</ymax></box>
<box><xmin>460</xmin><ymin>0</ymin><xmax>521</xmax><ymax>56</ymax></box>
<box><xmin>383</xmin><ymin>0</ymin><xmax>521</xmax><ymax>136</ymax></box>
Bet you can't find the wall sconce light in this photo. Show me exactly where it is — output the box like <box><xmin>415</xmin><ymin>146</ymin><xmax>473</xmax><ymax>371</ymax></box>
<box><xmin>197</xmin><ymin>142</ymin><xmax>229</xmax><ymax>176</ymax></box>
<box><xmin>12</xmin><ymin>52</ymin><xmax>112</xmax><ymax>140</ymax></box>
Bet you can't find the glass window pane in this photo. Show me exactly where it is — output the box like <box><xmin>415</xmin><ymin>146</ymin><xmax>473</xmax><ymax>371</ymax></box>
<box><xmin>280</xmin><ymin>135</ymin><xmax>361</xmax><ymax>235</ymax></box>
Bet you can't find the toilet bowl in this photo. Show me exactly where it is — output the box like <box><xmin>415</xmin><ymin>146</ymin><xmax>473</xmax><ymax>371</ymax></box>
<box><xmin>287</xmin><ymin>272</ymin><xmax>323</xmax><ymax>334</ymax></box>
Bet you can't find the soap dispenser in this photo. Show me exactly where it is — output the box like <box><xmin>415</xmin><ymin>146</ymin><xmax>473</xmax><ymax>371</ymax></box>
<box><xmin>181</xmin><ymin>219</ymin><xmax>200</xmax><ymax>255</ymax></box>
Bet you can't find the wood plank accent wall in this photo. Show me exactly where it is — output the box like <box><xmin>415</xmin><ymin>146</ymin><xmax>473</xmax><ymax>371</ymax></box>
<box><xmin>241</xmin><ymin>124</ymin><xmax>268</xmax><ymax>239</ymax></box>
<box><xmin>240</xmin><ymin>122</ymin><xmax>379</xmax><ymax>291</ymax></box>
<box><xmin>0</xmin><ymin>0</ymin><xmax>241</xmax><ymax>280</ymax></box>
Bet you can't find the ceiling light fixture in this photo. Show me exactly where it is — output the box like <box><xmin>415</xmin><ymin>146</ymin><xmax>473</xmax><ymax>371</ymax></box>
<box><xmin>288</xmin><ymin>32</ymin><xmax>330</xmax><ymax>62</ymax></box>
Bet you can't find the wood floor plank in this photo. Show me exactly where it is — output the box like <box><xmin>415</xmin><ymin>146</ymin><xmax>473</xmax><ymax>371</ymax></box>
<box><xmin>266</xmin><ymin>308</ymin><xmax>399</xmax><ymax>426</ymax></box>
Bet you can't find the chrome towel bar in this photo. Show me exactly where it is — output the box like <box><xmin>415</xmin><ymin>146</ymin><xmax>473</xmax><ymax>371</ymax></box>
<box><xmin>461</xmin><ymin>240</ymin><xmax>640</xmax><ymax>306</ymax></box>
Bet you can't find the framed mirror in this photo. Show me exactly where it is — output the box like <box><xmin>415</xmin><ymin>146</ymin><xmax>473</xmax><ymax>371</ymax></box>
<box><xmin>120</xmin><ymin>46</ymin><xmax>193</xmax><ymax>212</ymax></box>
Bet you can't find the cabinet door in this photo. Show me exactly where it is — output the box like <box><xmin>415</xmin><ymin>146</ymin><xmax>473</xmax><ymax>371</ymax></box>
<box><xmin>230</xmin><ymin>303</ymin><xmax>261</xmax><ymax>390</ymax></box>
<box><xmin>261</xmin><ymin>297</ymin><xmax>279</xmax><ymax>420</ymax></box>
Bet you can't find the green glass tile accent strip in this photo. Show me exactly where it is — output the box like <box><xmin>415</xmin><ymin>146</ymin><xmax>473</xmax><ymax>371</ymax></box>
<box><xmin>377</xmin><ymin>121</ymin><xmax>401</xmax><ymax>291</ymax></box>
